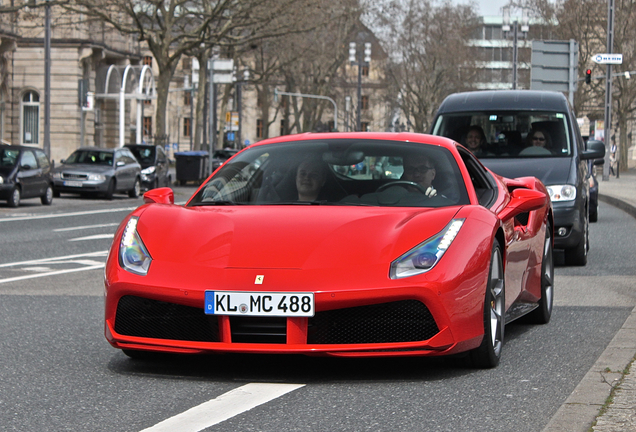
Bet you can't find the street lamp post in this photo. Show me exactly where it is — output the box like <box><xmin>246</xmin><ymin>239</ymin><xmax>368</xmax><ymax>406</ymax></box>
<box><xmin>502</xmin><ymin>7</ymin><xmax>529</xmax><ymax>90</ymax></box>
<box><xmin>236</xmin><ymin>69</ymin><xmax>249</xmax><ymax>147</ymax></box>
<box><xmin>44</xmin><ymin>0</ymin><xmax>51</xmax><ymax>157</ymax></box>
<box><xmin>349</xmin><ymin>41</ymin><xmax>371</xmax><ymax>131</ymax></box>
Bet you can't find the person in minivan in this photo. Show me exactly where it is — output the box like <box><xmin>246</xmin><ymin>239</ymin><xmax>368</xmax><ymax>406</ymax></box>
<box><xmin>520</xmin><ymin>128</ymin><xmax>552</xmax><ymax>155</ymax></box>
<box><xmin>461</xmin><ymin>125</ymin><xmax>488</xmax><ymax>157</ymax></box>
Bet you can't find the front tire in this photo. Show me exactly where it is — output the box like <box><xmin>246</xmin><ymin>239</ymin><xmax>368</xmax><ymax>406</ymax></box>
<box><xmin>7</xmin><ymin>186</ymin><xmax>20</xmax><ymax>207</ymax></box>
<box><xmin>128</xmin><ymin>178</ymin><xmax>141</xmax><ymax>198</ymax></box>
<box><xmin>527</xmin><ymin>222</ymin><xmax>554</xmax><ymax>324</ymax></box>
<box><xmin>105</xmin><ymin>179</ymin><xmax>115</xmax><ymax>200</ymax></box>
<box><xmin>469</xmin><ymin>239</ymin><xmax>505</xmax><ymax>368</ymax></box>
<box><xmin>41</xmin><ymin>184</ymin><xmax>54</xmax><ymax>205</ymax></box>
<box><xmin>565</xmin><ymin>215</ymin><xmax>588</xmax><ymax>266</ymax></box>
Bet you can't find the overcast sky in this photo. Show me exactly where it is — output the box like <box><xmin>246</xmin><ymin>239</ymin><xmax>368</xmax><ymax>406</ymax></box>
<box><xmin>452</xmin><ymin>0</ymin><xmax>511</xmax><ymax>17</ymax></box>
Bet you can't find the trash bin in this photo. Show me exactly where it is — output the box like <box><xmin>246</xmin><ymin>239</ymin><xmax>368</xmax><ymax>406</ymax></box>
<box><xmin>174</xmin><ymin>151</ymin><xmax>209</xmax><ymax>185</ymax></box>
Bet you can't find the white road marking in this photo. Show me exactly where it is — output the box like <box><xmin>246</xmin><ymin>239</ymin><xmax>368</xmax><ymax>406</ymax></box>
<box><xmin>140</xmin><ymin>383</ymin><xmax>305</xmax><ymax>432</ymax></box>
<box><xmin>0</xmin><ymin>251</ymin><xmax>108</xmax><ymax>268</ymax></box>
<box><xmin>0</xmin><ymin>251</ymin><xmax>108</xmax><ymax>284</ymax></box>
<box><xmin>54</xmin><ymin>222</ymin><xmax>120</xmax><ymax>232</ymax></box>
<box><xmin>0</xmin><ymin>207</ymin><xmax>137</xmax><ymax>223</ymax></box>
<box><xmin>68</xmin><ymin>234</ymin><xmax>114</xmax><ymax>241</ymax></box>
<box><xmin>0</xmin><ymin>264</ymin><xmax>105</xmax><ymax>284</ymax></box>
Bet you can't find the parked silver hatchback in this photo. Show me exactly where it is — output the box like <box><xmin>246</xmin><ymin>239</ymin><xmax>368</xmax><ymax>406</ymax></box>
<box><xmin>52</xmin><ymin>147</ymin><xmax>141</xmax><ymax>200</ymax></box>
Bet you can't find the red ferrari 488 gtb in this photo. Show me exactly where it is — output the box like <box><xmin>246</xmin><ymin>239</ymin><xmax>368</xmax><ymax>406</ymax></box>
<box><xmin>105</xmin><ymin>132</ymin><xmax>553</xmax><ymax>368</ymax></box>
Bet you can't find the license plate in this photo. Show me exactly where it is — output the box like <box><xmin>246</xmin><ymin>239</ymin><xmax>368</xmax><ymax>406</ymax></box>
<box><xmin>63</xmin><ymin>180</ymin><xmax>83</xmax><ymax>187</ymax></box>
<box><xmin>205</xmin><ymin>291</ymin><xmax>314</xmax><ymax>317</ymax></box>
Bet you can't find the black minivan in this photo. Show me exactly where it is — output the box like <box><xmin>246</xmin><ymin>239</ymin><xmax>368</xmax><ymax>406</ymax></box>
<box><xmin>431</xmin><ymin>90</ymin><xmax>605</xmax><ymax>266</ymax></box>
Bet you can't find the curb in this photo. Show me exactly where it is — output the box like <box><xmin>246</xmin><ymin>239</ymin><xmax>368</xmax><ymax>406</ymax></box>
<box><xmin>542</xmin><ymin>192</ymin><xmax>636</xmax><ymax>432</ymax></box>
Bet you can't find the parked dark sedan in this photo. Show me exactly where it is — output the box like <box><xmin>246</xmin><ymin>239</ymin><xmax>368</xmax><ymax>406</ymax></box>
<box><xmin>125</xmin><ymin>144</ymin><xmax>171</xmax><ymax>190</ymax></box>
<box><xmin>0</xmin><ymin>143</ymin><xmax>54</xmax><ymax>207</ymax></box>
<box><xmin>431</xmin><ymin>90</ymin><xmax>605</xmax><ymax>266</ymax></box>
<box><xmin>52</xmin><ymin>147</ymin><xmax>141</xmax><ymax>200</ymax></box>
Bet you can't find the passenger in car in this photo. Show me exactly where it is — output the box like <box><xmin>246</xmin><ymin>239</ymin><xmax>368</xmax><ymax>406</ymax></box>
<box><xmin>400</xmin><ymin>155</ymin><xmax>438</xmax><ymax>197</ymax></box>
<box><xmin>519</xmin><ymin>128</ymin><xmax>553</xmax><ymax>155</ymax></box>
<box><xmin>461</xmin><ymin>125</ymin><xmax>488</xmax><ymax>157</ymax></box>
<box><xmin>296</xmin><ymin>158</ymin><xmax>327</xmax><ymax>201</ymax></box>
<box><xmin>527</xmin><ymin>128</ymin><xmax>552</xmax><ymax>149</ymax></box>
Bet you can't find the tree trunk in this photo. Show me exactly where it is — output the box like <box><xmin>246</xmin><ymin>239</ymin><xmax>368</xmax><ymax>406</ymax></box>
<box><xmin>193</xmin><ymin>50</ymin><xmax>209</xmax><ymax>151</ymax></box>
<box><xmin>153</xmin><ymin>60</ymin><xmax>179</xmax><ymax>139</ymax></box>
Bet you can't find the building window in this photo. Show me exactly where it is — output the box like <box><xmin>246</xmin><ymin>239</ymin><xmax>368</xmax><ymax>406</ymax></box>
<box><xmin>21</xmin><ymin>91</ymin><xmax>40</xmax><ymax>145</ymax></box>
<box><xmin>184</xmin><ymin>90</ymin><xmax>191</xmax><ymax>106</ymax></box>
<box><xmin>361</xmin><ymin>122</ymin><xmax>369</xmax><ymax>132</ymax></box>
<box><xmin>361</xmin><ymin>95</ymin><xmax>369</xmax><ymax>110</ymax></box>
<box><xmin>143</xmin><ymin>116</ymin><xmax>152</xmax><ymax>136</ymax></box>
<box><xmin>257</xmin><ymin>119</ymin><xmax>263</xmax><ymax>138</ymax></box>
<box><xmin>183</xmin><ymin>117</ymin><xmax>191</xmax><ymax>137</ymax></box>
<box><xmin>143</xmin><ymin>56</ymin><xmax>153</xmax><ymax>67</ymax></box>
<box><xmin>361</xmin><ymin>65</ymin><xmax>369</xmax><ymax>77</ymax></box>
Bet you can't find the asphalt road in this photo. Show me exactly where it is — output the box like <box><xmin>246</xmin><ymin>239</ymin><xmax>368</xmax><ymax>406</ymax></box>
<box><xmin>0</xmin><ymin>195</ymin><xmax>634</xmax><ymax>432</ymax></box>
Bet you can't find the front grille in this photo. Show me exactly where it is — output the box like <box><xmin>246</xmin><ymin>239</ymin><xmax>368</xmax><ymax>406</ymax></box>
<box><xmin>230</xmin><ymin>316</ymin><xmax>287</xmax><ymax>344</ymax></box>
<box><xmin>308</xmin><ymin>300</ymin><xmax>438</xmax><ymax>344</ymax></box>
<box><xmin>62</xmin><ymin>173</ymin><xmax>88</xmax><ymax>180</ymax></box>
<box><xmin>114</xmin><ymin>296</ymin><xmax>438</xmax><ymax>347</ymax></box>
<box><xmin>114</xmin><ymin>295</ymin><xmax>219</xmax><ymax>342</ymax></box>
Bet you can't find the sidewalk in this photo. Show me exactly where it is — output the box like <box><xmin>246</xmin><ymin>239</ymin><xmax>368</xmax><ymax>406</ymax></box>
<box><xmin>543</xmin><ymin>167</ymin><xmax>636</xmax><ymax>432</ymax></box>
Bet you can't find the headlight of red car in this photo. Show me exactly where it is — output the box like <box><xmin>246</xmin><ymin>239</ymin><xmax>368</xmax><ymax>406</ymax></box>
<box><xmin>119</xmin><ymin>216</ymin><xmax>152</xmax><ymax>275</ymax></box>
<box><xmin>390</xmin><ymin>219</ymin><xmax>464</xmax><ymax>279</ymax></box>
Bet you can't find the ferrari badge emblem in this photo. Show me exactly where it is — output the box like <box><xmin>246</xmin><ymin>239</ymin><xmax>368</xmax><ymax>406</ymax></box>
<box><xmin>255</xmin><ymin>275</ymin><xmax>264</xmax><ymax>284</ymax></box>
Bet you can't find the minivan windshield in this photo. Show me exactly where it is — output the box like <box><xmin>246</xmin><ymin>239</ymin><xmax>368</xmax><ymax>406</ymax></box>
<box><xmin>431</xmin><ymin>110</ymin><xmax>572</xmax><ymax>158</ymax></box>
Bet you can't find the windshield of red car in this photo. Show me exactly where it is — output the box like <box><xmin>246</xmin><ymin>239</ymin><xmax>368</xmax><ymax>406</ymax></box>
<box><xmin>189</xmin><ymin>139</ymin><xmax>470</xmax><ymax>208</ymax></box>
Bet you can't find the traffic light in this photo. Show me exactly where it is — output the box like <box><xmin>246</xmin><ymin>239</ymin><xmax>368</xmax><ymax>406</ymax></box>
<box><xmin>585</xmin><ymin>69</ymin><xmax>592</xmax><ymax>84</ymax></box>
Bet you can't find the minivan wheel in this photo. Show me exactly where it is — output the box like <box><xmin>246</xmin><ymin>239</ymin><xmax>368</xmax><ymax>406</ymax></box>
<box><xmin>565</xmin><ymin>216</ymin><xmax>588</xmax><ymax>266</ymax></box>
<box><xmin>8</xmin><ymin>186</ymin><xmax>20</xmax><ymax>207</ymax></box>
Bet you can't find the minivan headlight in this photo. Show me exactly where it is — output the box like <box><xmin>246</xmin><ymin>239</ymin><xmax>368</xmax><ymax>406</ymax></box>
<box><xmin>119</xmin><ymin>217</ymin><xmax>152</xmax><ymax>275</ymax></box>
<box><xmin>547</xmin><ymin>185</ymin><xmax>576</xmax><ymax>202</ymax></box>
<box><xmin>390</xmin><ymin>219</ymin><xmax>464</xmax><ymax>279</ymax></box>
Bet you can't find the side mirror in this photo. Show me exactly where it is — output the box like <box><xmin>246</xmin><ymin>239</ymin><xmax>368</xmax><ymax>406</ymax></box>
<box><xmin>143</xmin><ymin>187</ymin><xmax>174</xmax><ymax>204</ymax></box>
<box><xmin>499</xmin><ymin>188</ymin><xmax>548</xmax><ymax>221</ymax></box>
<box><xmin>582</xmin><ymin>140</ymin><xmax>606</xmax><ymax>160</ymax></box>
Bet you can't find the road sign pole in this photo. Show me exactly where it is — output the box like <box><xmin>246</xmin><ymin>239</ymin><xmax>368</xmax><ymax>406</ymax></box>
<box><xmin>603</xmin><ymin>0</ymin><xmax>615</xmax><ymax>181</ymax></box>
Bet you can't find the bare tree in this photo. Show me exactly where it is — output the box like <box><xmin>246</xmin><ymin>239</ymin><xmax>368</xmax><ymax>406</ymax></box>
<box><xmin>62</xmin><ymin>0</ymin><xmax>336</xmax><ymax>139</ymax></box>
<box><xmin>238</xmin><ymin>2</ymin><xmax>360</xmax><ymax>139</ymax></box>
<box><xmin>523</xmin><ymin>0</ymin><xmax>636</xmax><ymax>172</ymax></box>
<box><xmin>367</xmin><ymin>0</ymin><xmax>480</xmax><ymax>133</ymax></box>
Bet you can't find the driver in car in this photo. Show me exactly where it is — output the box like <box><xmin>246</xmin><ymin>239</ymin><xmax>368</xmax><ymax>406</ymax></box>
<box><xmin>400</xmin><ymin>155</ymin><xmax>437</xmax><ymax>197</ymax></box>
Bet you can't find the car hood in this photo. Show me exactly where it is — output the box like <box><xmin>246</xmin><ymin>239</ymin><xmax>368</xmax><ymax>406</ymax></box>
<box><xmin>480</xmin><ymin>157</ymin><xmax>574</xmax><ymax>186</ymax></box>
<box><xmin>136</xmin><ymin>204</ymin><xmax>461</xmax><ymax>271</ymax></box>
<box><xmin>54</xmin><ymin>163</ymin><xmax>113</xmax><ymax>174</ymax></box>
